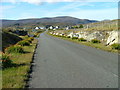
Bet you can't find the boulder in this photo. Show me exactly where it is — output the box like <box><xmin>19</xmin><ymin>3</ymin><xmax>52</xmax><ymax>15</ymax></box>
<box><xmin>106</xmin><ymin>31</ymin><xmax>119</xmax><ymax>45</ymax></box>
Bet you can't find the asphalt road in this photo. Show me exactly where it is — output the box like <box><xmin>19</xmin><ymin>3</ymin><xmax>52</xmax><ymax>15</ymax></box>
<box><xmin>29</xmin><ymin>32</ymin><xmax>118</xmax><ymax>88</ymax></box>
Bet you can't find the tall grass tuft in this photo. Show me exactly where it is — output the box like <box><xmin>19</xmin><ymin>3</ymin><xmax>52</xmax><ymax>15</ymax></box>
<box><xmin>17</xmin><ymin>40</ymin><xmax>30</xmax><ymax>46</ymax></box>
<box><xmin>5</xmin><ymin>45</ymin><xmax>24</xmax><ymax>53</ymax></box>
<box><xmin>91</xmin><ymin>39</ymin><xmax>101</xmax><ymax>43</ymax></box>
<box><xmin>72</xmin><ymin>37</ymin><xmax>78</xmax><ymax>40</ymax></box>
<box><xmin>78</xmin><ymin>38</ymin><xmax>87</xmax><ymax>42</ymax></box>
<box><xmin>1</xmin><ymin>53</ymin><xmax>13</xmax><ymax>68</ymax></box>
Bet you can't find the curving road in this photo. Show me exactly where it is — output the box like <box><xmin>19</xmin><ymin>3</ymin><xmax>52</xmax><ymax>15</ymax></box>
<box><xmin>29</xmin><ymin>32</ymin><xmax>118</xmax><ymax>88</ymax></box>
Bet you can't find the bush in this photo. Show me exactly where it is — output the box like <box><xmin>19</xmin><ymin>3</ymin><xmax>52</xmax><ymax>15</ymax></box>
<box><xmin>25</xmin><ymin>37</ymin><xmax>34</xmax><ymax>43</ymax></box>
<box><xmin>67</xmin><ymin>36</ymin><xmax>71</xmax><ymax>38</ymax></box>
<box><xmin>72</xmin><ymin>37</ymin><xmax>78</xmax><ymax>40</ymax></box>
<box><xmin>78</xmin><ymin>38</ymin><xmax>87</xmax><ymax>42</ymax></box>
<box><xmin>33</xmin><ymin>35</ymin><xmax>37</xmax><ymax>37</ymax></box>
<box><xmin>26</xmin><ymin>39</ymin><xmax>32</xmax><ymax>43</ymax></box>
<box><xmin>5</xmin><ymin>45</ymin><xmax>24</xmax><ymax>53</ymax></box>
<box><xmin>23</xmin><ymin>35</ymin><xmax>29</xmax><ymax>39</ymax></box>
<box><xmin>111</xmin><ymin>43</ymin><xmax>120</xmax><ymax>50</ymax></box>
<box><xmin>25</xmin><ymin>38</ymin><xmax>32</xmax><ymax>43</ymax></box>
<box><xmin>2</xmin><ymin>53</ymin><xmax>13</xmax><ymax>68</ymax></box>
<box><xmin>34</xmin><ymin>33</ymin><xmax>39</xmax><ymax>37</ymax></box>
<box><xmin>28</xmin><ymin>37</ymin><xmax>34</xmax><ymax>41</ymax></box>
<box><xmin>17</xmin><ymin>40</ymin><xmax>30</xmax><ymax>46</ymax></box>
<box><xmin>91</xmin><ymin>39</ymin><xmax>101</xmax><ymax>43</ymax></box>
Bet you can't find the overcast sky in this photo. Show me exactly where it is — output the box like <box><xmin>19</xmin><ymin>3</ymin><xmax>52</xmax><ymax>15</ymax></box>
<box><xmin>0</xmin><ymin>0</ymin><xmax>119</xmax><ymax>20</ymax></box>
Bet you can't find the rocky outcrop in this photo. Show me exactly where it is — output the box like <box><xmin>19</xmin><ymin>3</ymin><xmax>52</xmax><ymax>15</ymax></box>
<box><xmin>50</xmin><ymin>30</ymin><xmax>120</xmax><ymax>45</ymax></box>
<box><xmin>106</xmin><ymin>31</ymin><xmax>120</xmax><ymax>45</ymax></box>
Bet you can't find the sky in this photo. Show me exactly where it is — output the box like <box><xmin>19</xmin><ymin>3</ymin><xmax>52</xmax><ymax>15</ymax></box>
<box><xmin>0</xmin><ymin>0</ymin><xmax>119</xmax><ymax>21</ymax></box>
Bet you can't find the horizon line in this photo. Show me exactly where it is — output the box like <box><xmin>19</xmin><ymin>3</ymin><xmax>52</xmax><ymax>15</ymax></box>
<box><xmin>0</xmin><ymin>16</ymin><xmax>116</xmax><ymax>21</ymax></box>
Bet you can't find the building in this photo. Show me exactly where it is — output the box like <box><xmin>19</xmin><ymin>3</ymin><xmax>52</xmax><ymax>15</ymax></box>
<box><xmin>39</xmin><ymin>27</ymin><xmax>45</xmax><ymax>30</ymax></box>
<box><xmin>35</xmin><ymin>27</ymin><xmax>39</xmax><ymax>30</ymax></box>
<box><xmin>49</xmin><ymin>26</ymin><xmax>54</xmax><ymax>29</ymax></box>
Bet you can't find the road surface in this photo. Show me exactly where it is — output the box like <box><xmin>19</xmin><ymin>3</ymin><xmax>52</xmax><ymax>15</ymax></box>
<box><xmin>29</xmin><ymin>33</ymin><xmax>118</xmax><ymax>88</ymax></box>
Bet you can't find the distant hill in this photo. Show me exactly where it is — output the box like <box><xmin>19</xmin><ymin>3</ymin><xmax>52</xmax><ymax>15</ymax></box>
<box><xmin>1</xmin><ymin>16</ymin><xmax>98</xmax><ymax>27</ymax></box>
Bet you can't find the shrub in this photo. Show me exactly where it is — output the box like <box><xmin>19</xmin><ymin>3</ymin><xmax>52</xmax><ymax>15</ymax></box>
<box><xmin>28</xmin><ymin>37</ymin><xmax>34</xmax><ymax>41</ymax></box>
<box><xmin>33</xmin><ymin>35</ymin><xmax>37</xmax><ymax>37</ymax></box>
<box><xmin>34</xmin><ymin>33</ymin><xmax>39</xmax><ymax>37</ymax></box>
<box><xmin>67</xmin><ymin>36</ymin><xmax>71</xmax><ymax>38</ymax></box>
<box><xmin>26</xmin><ymin>39</ymin><xmax>32</xmax><ymax>43</ymax></box>
<box><xmin>111</xmin><ymin>43</ymin><xmax>120</xmax><ymax>50</ymax></box>
<box><xmin>78</xmin><ymin>38</ymin><xmax>87</xmax><ymax>42</ymax></box>
<box><xmin>23</xmin><ymin>35</ymin><xmax>29</xmax><ymax>39</ymax></box>
<box><xmin>72</xmin><ymin>37</ymin><xmax>78</xmax><ymax>40</ymax></box>
<box><xmin>91</xmin><ymin>39</ymin><xmax>101</xmax><ymax>43</ymax></box>
<box><xmin>17</xmin><ymin>40</ymin><xmax>30</xmax><ymax>46</ymax></box>
<box><xmin>25</xmin><ymin>37</ymin><xmax>34</xmax><ymax>43</ymax></box>
<box><xmin>5</xmin><ymin>45</ymin><xmax>24</xmax><ymax>53</ymax></box>
<box><xmin>25</xmin><ymin>38</ymin><xmax>32</xmax><ymax>43</ymax></box>
<box><xmin>2</xmin><ymin>53</ymin><xmax>13</xmax><ymax>68</ymax></box>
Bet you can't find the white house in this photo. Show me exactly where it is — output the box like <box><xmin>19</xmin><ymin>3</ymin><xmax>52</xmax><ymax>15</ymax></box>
<box><xmin>49</xmin><ymin>26</ymin><xmax>53</xmax><ymax>29</ymax></box>
<box><xmin>55</xmin><ymin>26</ymin><xmax>59</xmax><ymax>29</ymax></box>
<box><xmin>35</xmin><ymin>27</ymin><xmax>39</xmax><ymax>30</ymax></box>
<box><xmin>39</xmin><ymin>27</ymin><xmax>45</xmax><ymax>29</ymax></box>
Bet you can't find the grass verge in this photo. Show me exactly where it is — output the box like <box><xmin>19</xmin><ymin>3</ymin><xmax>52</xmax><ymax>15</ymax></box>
<box><xmin>47</xmin><ymin>32</ymin><xmax>119</xmax><ymax>54</ymax></box>
<box><xmin>2</xmin><ymin>39</ymin><xmax>37</xmax><ymax>88</ymax></box>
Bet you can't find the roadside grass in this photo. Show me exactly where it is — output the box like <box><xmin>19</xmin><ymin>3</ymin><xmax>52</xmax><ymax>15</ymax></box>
<box><xmin>2</xmin><ymin>39</ymin><xmax>37</xmax><ymax>88</ymax></box>
<box><xmin>47</xmin><ymin>32</ymin><xmax>119</xmax><ymax>53</ymax></box>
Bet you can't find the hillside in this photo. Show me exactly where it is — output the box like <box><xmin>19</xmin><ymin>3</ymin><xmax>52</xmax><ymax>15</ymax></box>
<box><xmin>1</xmin><ymin>16</ymin><xmax>98</xmax><ymax>27</ymax></box>
<box><xmin>81</xmin><ymin>19</ymin><xmax>118</xmax><ymax>31</ymax></box>
<box><xmin>2</xmin><ymin>31</ymin><xmax>22</xmax><ymax>51</ymax></box>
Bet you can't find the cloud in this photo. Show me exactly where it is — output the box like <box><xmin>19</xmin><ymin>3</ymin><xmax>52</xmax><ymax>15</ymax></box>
<box><xmin>18</xmin><ymin>12</ymin><xmax>37</xmax><ymax>19</ymax></box>
<box><xmin>39</xmin><ymin>2</ymin><xmax>117</xmax><ymax>20</ymax></box>
<box><xmin>1</xmin><ymin>0</ymin><xmax>119</xmax><ymax>5</ymax></box>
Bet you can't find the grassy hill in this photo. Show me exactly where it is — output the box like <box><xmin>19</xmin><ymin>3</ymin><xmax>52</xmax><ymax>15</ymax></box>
<box><xmin>2</xmin><ymin>31</ymin><xmax>22</xmax><ymax>51</ymax></box>
<box><xmin>81</xmin><ymin>19</ymin><xmax>118</xmax><ymax>31</ymax></box>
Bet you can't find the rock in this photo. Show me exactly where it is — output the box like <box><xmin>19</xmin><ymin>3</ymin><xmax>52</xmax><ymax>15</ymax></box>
<box><xmin>67</xmin><ymin>32</ymin><xmax>74</xmax><ymax>38</ymax></box>
<box><xmin>51</xmin><ymin>30</ymin><xmax>120</xmax><ymax>46</ymax></box>
<box><xmin>106</xmin><ymin>31</ymin><xmax>120</xmax><ymax>45</ymax></box>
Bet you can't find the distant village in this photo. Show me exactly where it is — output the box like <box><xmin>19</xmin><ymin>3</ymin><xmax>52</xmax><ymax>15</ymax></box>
<box><xmin>34</xmin><ymin>25</ymin><xmax>73</xmax><ymax>30</ymax></box>
<box><xmin>9</xmin><ymin>24</ymin><xmax>84</xmax><ymax>36</ymax></box>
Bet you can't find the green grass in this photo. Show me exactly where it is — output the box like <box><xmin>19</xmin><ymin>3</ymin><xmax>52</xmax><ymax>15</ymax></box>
<box><xmin>2</xmin><ymin>39</ymin><xmax>37</xmax><ymax>88</ymax></box>
<box><xmin>91</xmin><ymin>39</ymin><xmax>101</xmax><ymax>43</ymax></box>
<box><xmin>111</xmin><ymin>43</ymin><xmax>120</xmax><ymax>50</ymax></box>
<box><xmin>48</xmin><ymin>32</ymin><xmax>119</xmax><ymax>53</ymax></box>
<box><xmin>5</xmin><ymin>45</ymin><xmax>24</xmax><ymax>54</ymax></box>
<box><xmin>78</xmin><ymin>38</ymin><xmax>87</xmax><ymax>42</ymax></box>
<box><xmin>17</xmin><ymin>40</ymin><xmax>30</xmax><ymax>46</ymax></box>
<box><xmin>82</xmin><ymin>19</ymin><xmax>118</xmax><ymax>31</ymax></box>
